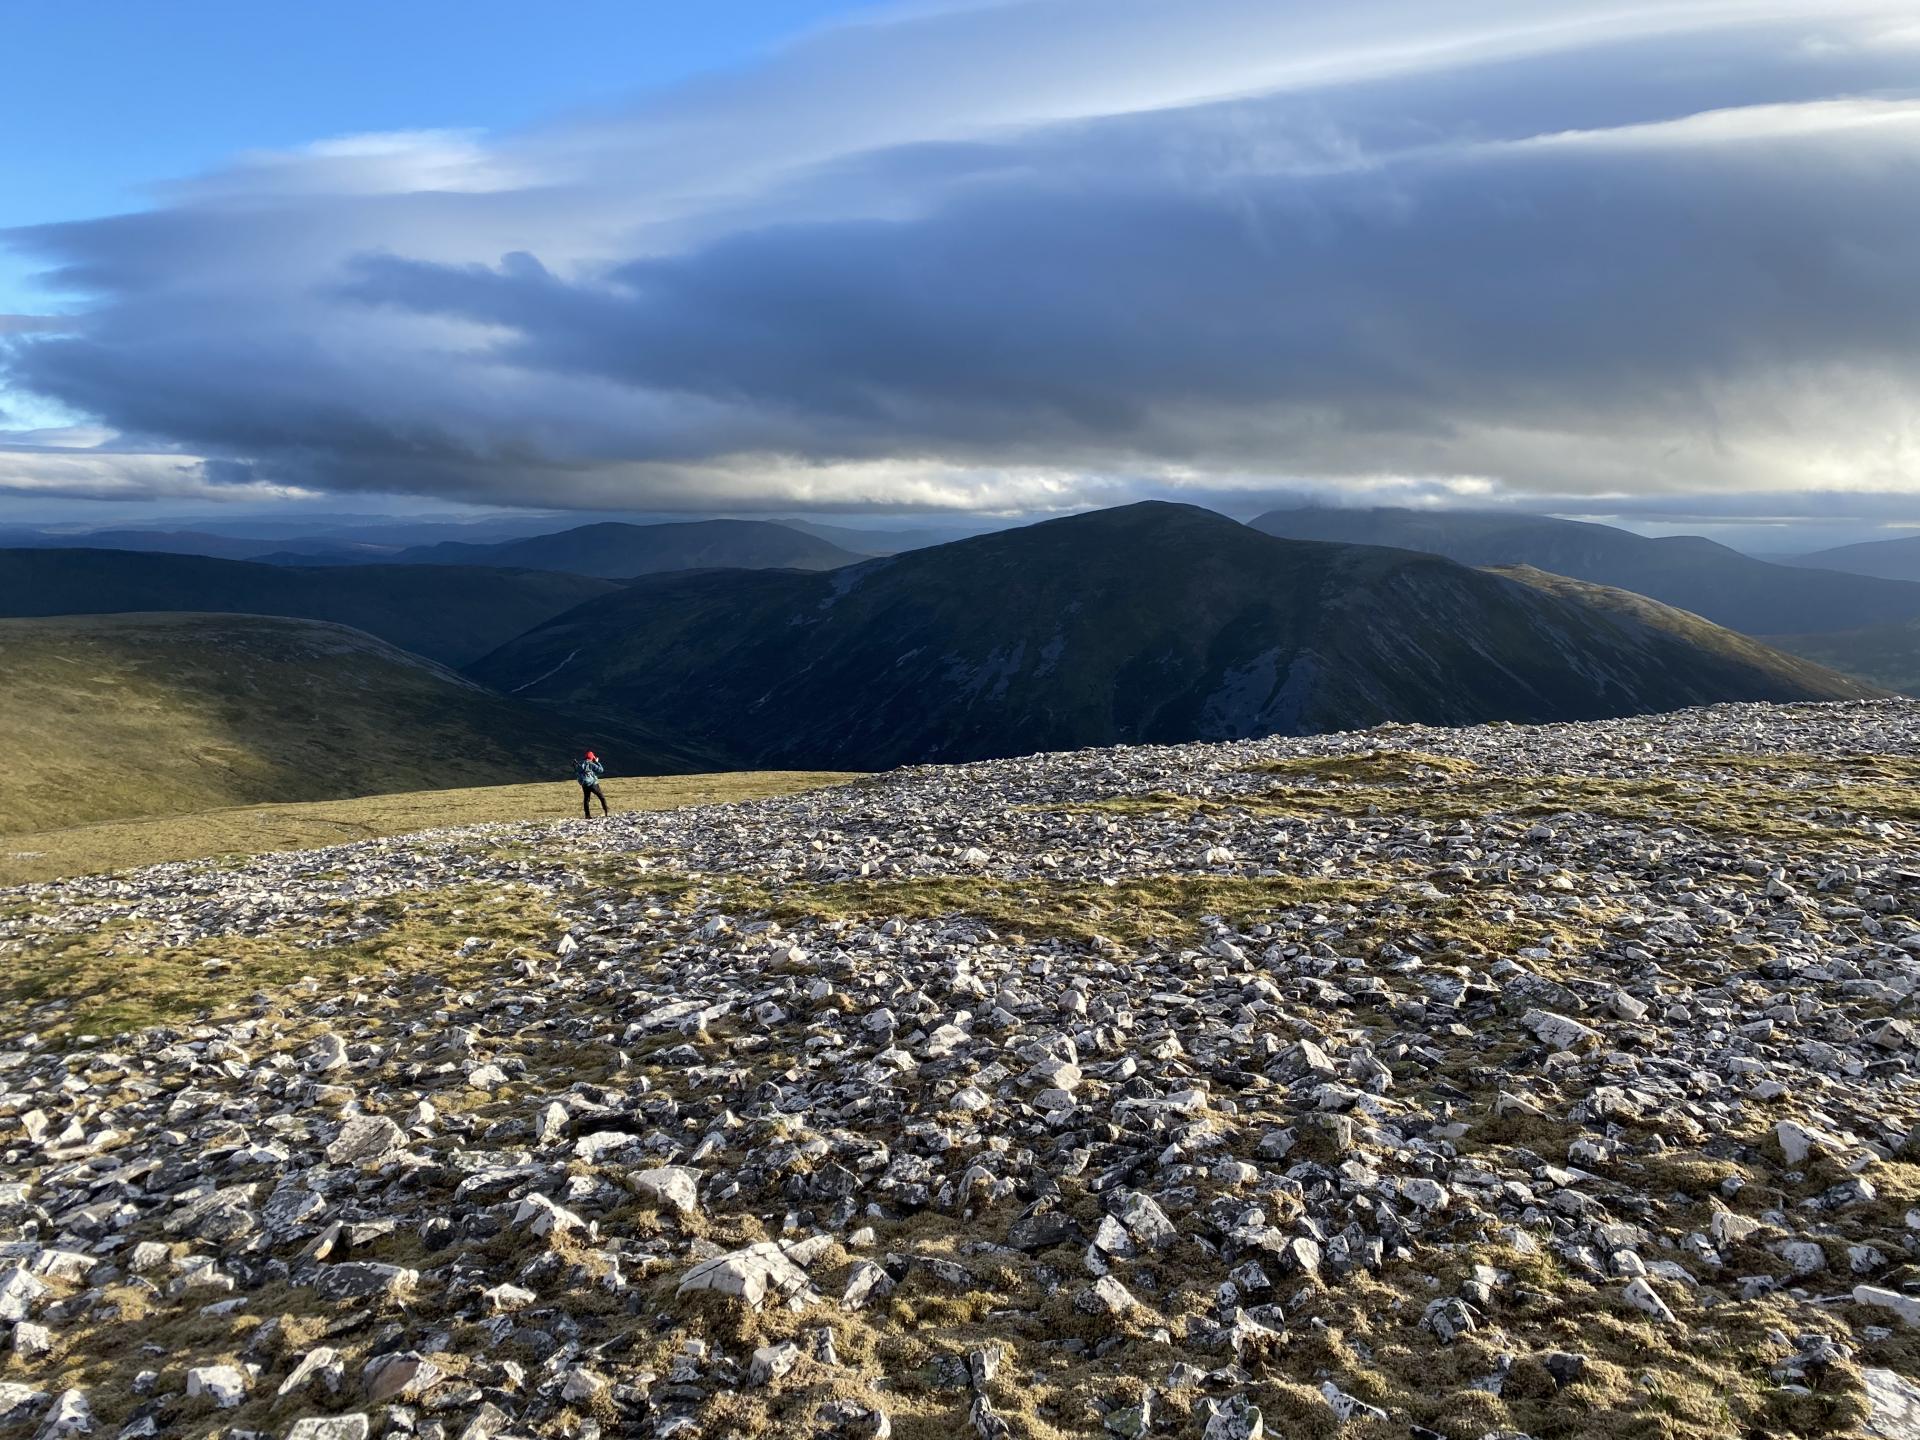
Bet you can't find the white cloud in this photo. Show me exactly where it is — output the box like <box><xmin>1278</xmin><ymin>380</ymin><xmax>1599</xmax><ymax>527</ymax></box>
<box><xmin>2</xmin><ymin>0</ymin><xmax>1918</xmax><ymax>516</ymax></box>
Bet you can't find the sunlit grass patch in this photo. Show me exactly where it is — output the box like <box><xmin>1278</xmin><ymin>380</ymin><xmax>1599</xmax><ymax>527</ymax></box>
<box><xmin>0</xmin><ymin>770</ymin><xmax>858</xmax><ymax>886</ymax></box>
<box><xmin>0</xmin><ymin>883</ymin><xmax>557</xmax><ymax>1044</ymax></box>
<box><xmin>686</xmin><ymin>872</ymin><xmax>1382</xmax><ymax>947</ymax></box>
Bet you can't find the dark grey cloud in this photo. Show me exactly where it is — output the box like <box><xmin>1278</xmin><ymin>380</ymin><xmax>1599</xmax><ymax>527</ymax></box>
<box><xmin>2</xmin><ymin>0</ymin><xmax>1917</xmax><ymax>514</ymax></box>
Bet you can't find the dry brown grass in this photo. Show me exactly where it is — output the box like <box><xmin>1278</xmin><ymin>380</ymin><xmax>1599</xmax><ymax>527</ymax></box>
<box><xmin>0</xmin><ymin>769</ymin><xmax>857</xmax><ymax>885</ymax></box>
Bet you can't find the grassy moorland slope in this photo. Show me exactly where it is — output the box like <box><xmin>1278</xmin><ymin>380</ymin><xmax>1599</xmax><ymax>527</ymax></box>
<box><xmin>0</xmin><ymin>768</ymin><xmax>856</xmax><ymax>885</ymax></box>
<box><xmin>0</xmin><ymin>613</ymin><xmax>682</xmax><ymax>836</ymax></box>
<box><xmin>1762</xmin><ymin>619</ymin><xmax>1920</xmax><ymax>696</ymax></box>
<box><xmin>1490</xmin><ymin>566</ymin><xmax>1891</xmax><ymax>697</ymax></box>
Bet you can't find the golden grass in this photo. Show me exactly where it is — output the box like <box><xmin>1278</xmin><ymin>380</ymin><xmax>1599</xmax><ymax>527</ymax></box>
<box><xmin>1066</xmin><ymin>767</ymin><xmax>1918</xmax><ymax>846</ymax></box>
<box><xmin>0</xmin><ymin>883</ymin><xmax>552</xmax><ymax>1042</ymax></box>
<box><xmin>0</xmin><ymin>611</ymin><xmax>640</xmax><ymax>836</ymax></box>
<box><xmin>687</xmin><ymin>871</ymin><xmax>1382</xmax><ymax>947</ymax></box>
<box><xmin>0</xmin><ymin>770</ymin><xmax>858</xmax><ymax>886</ymax></box>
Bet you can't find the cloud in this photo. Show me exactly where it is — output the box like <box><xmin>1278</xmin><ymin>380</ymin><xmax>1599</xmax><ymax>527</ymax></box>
<box><xmin>0</xmin><ymin>439</ymin><xmax>314</xmax><ymax>504</ymax></box>
<box><xmin>0</xmin><ymin>315</ymin><xmax>67</xmax><ymax>335</ymax></box>
<box><xmin>2</xmin><ymin>0</ymin><xmax>1918</xmax><ymax>515</ymax></box>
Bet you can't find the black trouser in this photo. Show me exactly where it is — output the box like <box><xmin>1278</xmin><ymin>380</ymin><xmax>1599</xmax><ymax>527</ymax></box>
<box><xmin>581</xmin><ymin>782</ymin><xmax>608</xmax><ymax>817</ymax></box>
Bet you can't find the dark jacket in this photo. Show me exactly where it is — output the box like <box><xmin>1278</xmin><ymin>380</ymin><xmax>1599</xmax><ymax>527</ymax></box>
<box><xmin>575</xmin><ymin>758</ymin><xmax>605</xmax><ymax>788</ymax></box>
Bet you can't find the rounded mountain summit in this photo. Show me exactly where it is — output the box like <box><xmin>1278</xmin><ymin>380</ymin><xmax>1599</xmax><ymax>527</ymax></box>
<box><xmin>469</xmin><ymin>502</ymin><xmax>1878</xmax><ymax>772</ymax></box>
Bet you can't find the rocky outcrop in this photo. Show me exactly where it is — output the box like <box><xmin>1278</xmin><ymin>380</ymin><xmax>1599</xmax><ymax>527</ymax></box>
<box><xmin>2</xmin><ymin>701</ymin><xmax>1918</xmax><ymax>1437</ymax></box>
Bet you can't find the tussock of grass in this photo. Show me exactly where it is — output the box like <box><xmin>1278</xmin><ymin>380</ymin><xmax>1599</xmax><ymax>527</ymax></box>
<box><xmin>0</xmin><ymin>770</ymin><xmax>856</xmax><ymax>886</ymax></box>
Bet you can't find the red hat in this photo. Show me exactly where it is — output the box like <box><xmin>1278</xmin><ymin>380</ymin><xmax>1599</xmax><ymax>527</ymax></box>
<box><xmin>586</xmin><ymin>751</ymin><xmax>597</xmax><ymax>760</ymax></box>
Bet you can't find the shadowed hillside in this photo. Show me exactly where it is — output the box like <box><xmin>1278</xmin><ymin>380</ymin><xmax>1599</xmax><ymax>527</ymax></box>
<box><xmin>0</xmin><ymin>548</ymin><xmax>619</xmax><ymax>665</ymax></box>
<box><xmin>1251</xmin><ymin>507</ymin><xmax>1920</xmax><ymax>636</ymax></box>
<box><xmin>1762</xmin><ymin>619</ymin><xmax>1920</xmax><ymax>696</ymax></box>
<box><xmin>470</xmin><ymin>502</ymin><xmax>1875</xmax><ymax>770</ymax></box>
<box><xmin>1490</xmin><ymin>566</ymin><xmax>1891</xmax><ymax>697</ymax></box>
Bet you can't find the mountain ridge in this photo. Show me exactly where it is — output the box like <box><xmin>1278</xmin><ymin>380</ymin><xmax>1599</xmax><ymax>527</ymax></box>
<box><xmin>391</xmin><ymin>518</ymin><xmax>868</xmax><ymax>577</ymax></box>
<box><xmin>1249</xmin><ymin>506</ymin><xmax>1920</xmax><ymax>636</ymax></box>
<box><xmin>1788</xmin><ymin>533</ymin><xmax>1920</xmax><ymax>584</ymax></box>
<box><xmin>0</xmin><ymin>548</ymin><xmax>620</xmax><ymax>666</ymax></box>
<box><xmin>471</xmin><ymin>502</ymin><xmax>1875</xmax><ymax>770</ymax></box>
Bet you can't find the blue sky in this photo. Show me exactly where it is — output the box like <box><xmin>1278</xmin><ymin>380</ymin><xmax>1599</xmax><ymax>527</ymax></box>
<box><xmin>0</xmin><ymin>0</ymin><xmax>863</xmax><ymax>312</ymax></box>
<box><xmin>2</xmin><ymin>0</ymin><xmax>1917</xmax><ymax>530</ymax></box>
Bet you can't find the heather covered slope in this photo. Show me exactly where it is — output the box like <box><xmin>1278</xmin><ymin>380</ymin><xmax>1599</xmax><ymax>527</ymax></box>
<box><xmin>472</xmin><ymin>502</ymin><xmax>1873</xmax><ymax>770</ymax></box>
<box><xmin>0</xmin><ymin>613</ymin><xmax>668</xmax><ymax>834</ymax></box>
<box><xmin>0</xmin><ymin>548</ymin><xmax>619</xmax><ymax>666</ymax></box>
<box><xmin>1251</xmin><ymin>506</ymin><xmax>1920</xmax><ymax>636</ymax></box>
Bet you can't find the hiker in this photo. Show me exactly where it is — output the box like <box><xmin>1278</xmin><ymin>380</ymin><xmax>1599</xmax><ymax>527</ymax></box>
<box><xmin>575</xmin><ymin>750</ymin><xmax>609</xmax><ymax>818</ymax></box>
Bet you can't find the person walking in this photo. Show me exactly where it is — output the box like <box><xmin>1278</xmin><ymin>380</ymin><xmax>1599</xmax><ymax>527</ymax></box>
<box><xmin>575</xmin><ymin>750</ymin><xmax>609</xmax><ymax>818</ymax></box>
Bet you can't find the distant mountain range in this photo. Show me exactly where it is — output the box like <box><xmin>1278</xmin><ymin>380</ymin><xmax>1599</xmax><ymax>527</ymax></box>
<box><xmin>470</xmin><ymin>502</ymin><xmax>1874</xmax><ymax>771</ymax></box>
<box><xmin>0</xmin><ymin>549</ymin><xmax>618</xmax><ymax>666</ymax></box>
<box><xmin>775</xmin><ymin>517</ymin><xmax>1004</xmax><ymax>556</ymax></box>
<box><xmin>1788</xmin><ymin>534</ymin><xmax>1920</xmax><ymax>584</ymax></box>
<box><xmin>0</xmin><ymin>527</ymin><xmax>395</xmax><ymax>564</ymax></box>
<box><xmin>1249</xmin><ymin>507</ymin><xmax>1920</xmax><ymax>636</ymax></box>
<box><xmin>387</xmin><ymin>519</ymin><xmax>867</xmax><ymax>576</ymax></box>
<box><xmin>0</xmin><ymin>515</ymin><xmax>978</xmax><ymax>573</ymax></box>
<box><xmin>0</xmin><ymin>613</ymin><xmax>670</xmax><ymax>834</ymax></box>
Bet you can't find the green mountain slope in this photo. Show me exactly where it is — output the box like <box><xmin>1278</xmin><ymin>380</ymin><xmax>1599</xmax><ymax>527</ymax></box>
<box><xmin>0</xmin><ymin>548</ymin><xmax>619</xmax><ymax>666</ymax></box>
<box><xmin>395</xmin><ymin>519</ymin><xmax>866</xmax><ymax>577</ymax></box>
<box><xmin>1250</xmin><ymin>506</ymin><xmax>1920</xmax><ymax>635</ymax></box>
<box><xmin>1761</xmin><ymin>620</ymin><xmax>1920</xmax><ymax>696</ymax></box>
<box><xmin>469</xmin><ymin>502</ymin><xmax>1875</xmax><ymax>771</ymax></box>
<box><xmin>0</xmin><ymin>613</ymin><xmax>677</xmax><ymax>834</ymax></box>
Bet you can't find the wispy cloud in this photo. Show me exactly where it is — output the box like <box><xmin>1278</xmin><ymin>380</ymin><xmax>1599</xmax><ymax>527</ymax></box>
<box><xmin>0</xmin><ymin>315</ymin><xmax>67</xmax><ymax>335</ymax></box>
<box><xmin>2</xmin><ymin>0</ymin><xmax>1916</xmax><ymax>515</ymax></box>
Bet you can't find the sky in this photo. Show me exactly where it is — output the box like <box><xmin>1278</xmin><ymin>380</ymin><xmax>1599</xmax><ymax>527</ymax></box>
<box><xmin>2</xmin><ymin>0</ymin><xmax>1917</xmax><ymax>537</ymax></box>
